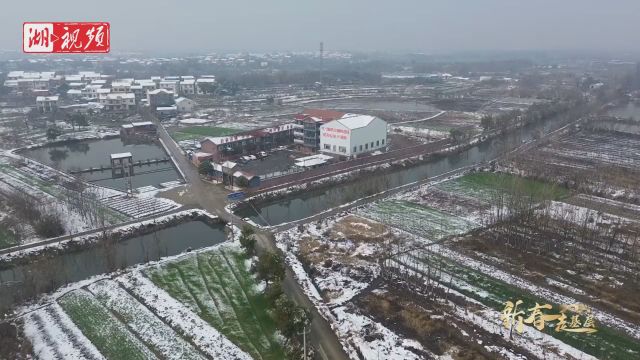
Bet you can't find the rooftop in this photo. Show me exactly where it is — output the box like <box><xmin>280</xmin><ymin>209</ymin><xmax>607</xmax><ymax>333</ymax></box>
<box><xmin>332</xmin><ymin>113</ymin><xmax>378</xmax><ymax>130</ymax></box>
<box><xmin>110</xmin><ymin>152</ymin><xmax>132</xmax><ymax>160</ymax></box>
<box><xmin>205</xmin><ymin>134</ymin><xmax>253</xmax><ymax>145</ymax></box>
<box><xmin>105</xmin><ymin>93</ymin><xmax>135</xmax><ymax>99</ymax></box>
<box><xmin>148</xmin><ymin>89</ymin><xmax>174</xmax><ymax>95</ymax></box>
<box><xmin>36</xmin><ymin>96</ymin><xmax>59</xmax><ymax>101</ymax></box>
<box><xmin>299</xmin><ymin>108</ymin><xmax>345</xmax><ymax>122</ymax></box>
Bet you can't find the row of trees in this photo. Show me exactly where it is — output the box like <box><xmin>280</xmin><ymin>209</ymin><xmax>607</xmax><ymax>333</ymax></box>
<box><xmin>238</xmin><ymin>226</ymin><xmax>312</xmax><ymax>358</ymax></box>
<box><xmin>484</xmin><ymin>175</ymin><xmax>639</xmax><ymax>272</ymax></box>
<box><xmin>5</xmin><ymin>191</ymin><xmax>65</xmax><ymax>239</ymax></box>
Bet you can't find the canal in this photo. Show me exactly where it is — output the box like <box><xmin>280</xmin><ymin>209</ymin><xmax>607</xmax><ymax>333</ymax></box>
<box><xmin>0</xmin><ymin>220</ymin><xmax>226</xmax><ymax>313</ymax></box>
<box><xmin>236</xmin><ymin>114</ymin><xmax>570</xmax><ymax>226</ymax></box>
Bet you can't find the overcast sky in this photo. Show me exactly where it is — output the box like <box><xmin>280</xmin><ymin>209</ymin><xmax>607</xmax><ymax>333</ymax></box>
<box><xmin>2</xmin><ymin>0</ymin><xmax>640</xmax><ymax>54</ymax></box>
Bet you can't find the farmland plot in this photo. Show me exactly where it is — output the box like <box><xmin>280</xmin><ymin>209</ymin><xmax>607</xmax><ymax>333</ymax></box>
<box><xmin>435</xmin><ymin>172</ymin><xmax>569</xmax><ymax>203</ymax></box>
<box><xmin>388</xmin><ymin>250</ymin><xmax>640</xmax><ymax>359</ymax></box>
<box><xmin>88</xmin><ymin>280</ymin><xmax>205</xmax><ymax>360</ymax></box>
<box><xmin>146</xmin><ymin>245</ymin><xmax>285</xmax><ymax>360</ymax></box>
<box><xmin>57</xmin><ymin>289</ymin><xmax>158</xmax><ymax>360</ymax></box>
<box><xmin>509</xmin><ymin>130</ymin><xmax>640</xmax><ymax>199</ymax></box>
<box><xmin>358</xmin><ymin>200</ymin><xmax>478</xmax><ymax>240</ymax></box>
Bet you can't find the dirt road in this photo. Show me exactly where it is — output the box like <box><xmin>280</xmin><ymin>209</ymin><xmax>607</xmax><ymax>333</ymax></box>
<box><xmin>153</xmin><ymin>118</ymin><xmax>350</xmax><ymax>360</ymax></box>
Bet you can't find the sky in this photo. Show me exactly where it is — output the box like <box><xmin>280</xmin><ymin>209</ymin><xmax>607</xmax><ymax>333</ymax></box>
<box><xmin>2</xmin><ymin>0</ymin><xmax>640</xmax><ymax>54</ymax></box>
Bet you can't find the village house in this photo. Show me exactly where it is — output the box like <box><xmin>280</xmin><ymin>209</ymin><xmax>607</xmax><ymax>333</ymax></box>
<box><xmin>180</xmin><ymin>79</ymin><xmax>196</xmax><ymax>95</ymax></box>
<box><xmin>100</xmin><ymin>93</ymin><xmax>136</xmax><ymax>111</ymax></box>
<box><xmin>175</xmin><ymin>97</ymin><xmax>196</xmax><ymax>112</ymax></box>
<box><xmin>120</xmin><ymin>121</ymin><xmax>157</xmax><ymax>137</ymax></box>
<box><xmin>159</xmin><ymin>80</ymin><xmax>180</xmax><ymax>94</ymax></box>
<box><xmin>293</xmin><ymin>108</ymin><xmax>346</xmax><ymax>153</ymax></box>
<box><xmin>36</xmin><ymin>95</ymin><xmax>59</xmax><ymax>113</ymax></box>
<box><xmin>147</xmin><ymin>89</ymin><xmax>175</xmax><ymax>109</ymax></box>
<box><xmin>200</xmin><ymin>124</ymin><xmax>295</xmax><ymax>161</ymax></box>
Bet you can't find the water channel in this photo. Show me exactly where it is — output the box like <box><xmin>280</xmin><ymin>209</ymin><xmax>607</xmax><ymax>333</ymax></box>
<box><xmin>236</xmin><ymin>114</ymin><xmax>570</xmax><ymax>226</ymax></box>
<box><xmin>0</xmin><ymin>220</ymin><xmax>226</xmax><ymax>312</ymax></box>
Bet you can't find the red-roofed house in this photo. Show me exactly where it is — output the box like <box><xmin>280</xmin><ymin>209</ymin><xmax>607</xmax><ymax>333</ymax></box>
<box><xmin>293</xmin><ymin>108</ymin><xmax>346</xmax><ymax>153</ymax></box>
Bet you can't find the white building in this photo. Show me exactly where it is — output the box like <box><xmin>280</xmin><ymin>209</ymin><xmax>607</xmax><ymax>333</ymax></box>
<box><xmin>111</xmin><ymin>80</ymin><xmax>133</xmax><ymax>93</ymax></box>
<box><xmin>36</xmin><ymin>96</ymin><xmax>59</xmax><ymax>113</ymax></box>
<box><xmin>159</xmin><ymin>80</ymin><xmax>180</xmax><ymax>93</ymax></box>
<box><xmin>180</xmin><ymin>79</ymin><xmax>196</xmax><ymax>95</ymax></box>
<box><xmin>196</xmin><ymin>77</ymin><xmax>216</xmax><ymax>94</ymax></box>
<box><xmin>319</xmin><ymin>114</ymin><xmax>387</xmax><ymax>158</ymax></box>
<box><xmin>99</xmin><ymin>93</ymin><xmax>136</xmax><ymax>111</ymax></box>
<box><xmin>175</xmin><ymin>97</ymin><xmax>196</xmax><ymax>112</ymax></box>
<box><xmin>82</xmin><ymin>84</ymin><xmax>103</xmax><ymax>99</ymax></box>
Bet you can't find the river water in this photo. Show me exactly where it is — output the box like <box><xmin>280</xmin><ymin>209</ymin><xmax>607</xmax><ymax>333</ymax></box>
<box><xmin>0</xmin><ymin>220</ymin><xmax>226</xmax><ymax>312</ymax></box>
<box><xmin>20</xmin><ymin>137</ymin><xmax>181</xmax><ymax>191</ymax></box>
<box><xmin>236</xmin><ymin>115</ymin><xmax>569</xmax><ymax>226</ymax></box>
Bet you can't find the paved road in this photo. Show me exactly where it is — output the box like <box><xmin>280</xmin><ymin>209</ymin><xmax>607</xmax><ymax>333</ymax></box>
<box><xmin>152</xmin><ymin>117</ymin><xmax>350</xmax><ymax>360</ymax></box>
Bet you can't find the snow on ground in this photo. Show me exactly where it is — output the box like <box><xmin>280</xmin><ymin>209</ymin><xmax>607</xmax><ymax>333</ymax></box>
<box><xmin>0</xmin><ymin>209</ymin><xmax>211</xmax><ymax>264</ymax></box>
<box><xmin>428</xmin><ymin>243</ymin><xmax>640</xmax><ymax>340</ymax></box>
<box><xmin>577</xmin><ymin>193</ymin><xmax>640</xmax><ymax>213</ymax></box>
<box><xmin>385</xmin><ymin>261</ymin><xmax>597</xmax><ymax>360</ymax></box>
<box><xmin>547</xmin><ymin>201</ymin><xmax>640</xmax><ymax>227</ymax></box>
<box><xmin>392</xmin><ymin>125</ymin><xmax>449</xmax><ymax>139</ymax></box>
<box><xmin>116</xmin><ymin>271</ymin><xmax>252</xmax><ymax>360</ymax></box>
<box><xmin>23</xmin><ymin>306</ymin><xmax>97</xmax><ymax>360</ymax></box>
<box><xmin>333</xmin><ymin>306</ymin><xmax>428</xmax><ymax>360</ymax></box>
<box><xmin>87</xmin><ymin>279</ymin><xmax>204</xmax><ymax>360</ymax></box>
<box><xmin>178</xmin><ymin>118</ymin><xmax>214</xmax><ymax>125</ymax></box>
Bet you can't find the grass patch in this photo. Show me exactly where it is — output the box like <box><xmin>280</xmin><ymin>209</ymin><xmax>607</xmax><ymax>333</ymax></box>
<box><xmin>396</xmin><ymin>253</ymin><xmax>640</xmax><ymax>359</ymax></box>
<box><xmin>437</xmin><ymin>172</ymin><xmax>570</xmax><ymax>202</ymax></box>
<box><xmin>146</xmin><ymin>245</ymin><xmax>285</xmax><ymax>360</ymax></box>
<box><xmin>58</xmin><ymin>290</ymin><xmax>155</xmax><ymax>360</ymax></box>
<box><xmin>90</xmin><ymin>280</ymin><xmax>204</xmax><ymax>360</ymax></box>
<box><xmin>359</xmin><ymin>200</ymin><xmax>477</xmax><ymax>240</ymax></box>
<box><xmin>172</xmin><ymin>126</ymin><xmax>240</xmax><ymax>141</ymax></box>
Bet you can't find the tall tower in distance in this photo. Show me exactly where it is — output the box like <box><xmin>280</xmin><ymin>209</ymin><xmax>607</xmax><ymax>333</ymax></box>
<box><xmin>319</xmin><ymin>41</ymin><xmax>324</xmax><ymax>70</ymax></box>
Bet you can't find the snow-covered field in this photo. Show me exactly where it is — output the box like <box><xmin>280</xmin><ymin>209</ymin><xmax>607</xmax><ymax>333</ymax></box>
<box><xmin>13</xmin><ymin>225</ymin><xmax>274</xmax><ymax>360</ymax></box>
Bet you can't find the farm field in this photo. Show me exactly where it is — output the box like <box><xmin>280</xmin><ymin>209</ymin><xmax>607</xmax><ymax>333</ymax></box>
<box><xmin>358</xmin><ymin>199</ymin><xmax>478</xmax><ymax>241</ymax></box>
<box><xmin>388</xmin><ymin>249</ymin><xmax>640</xmax><ymax>359</ymax></box>
<box><xmin>357</xmin><ymin>172</ymin><xmax>568</xmax><ymax>242</ymax></box>
<box><xmin>509</xmin><ymin>130</ymin><xmax>640</xmax><ymax>199</ymax></box>
<box><xmin>18</xmin><ymin>243</ymin><xmax>279</xmax><ymax>360</ymax></box>
<box><xmin>146</xmin><ymin>245</ymin><xmax>285</xmax><ymax>360</ymax></box>
<box><xmin>171</xmin><ymin>126</ymin><xmax>241</xmax><ymax>141</ymax></box>
<box><xmin>434</xmin><ymin>172</ymin><xmax>570</xmax><ymax>203</ymax></box>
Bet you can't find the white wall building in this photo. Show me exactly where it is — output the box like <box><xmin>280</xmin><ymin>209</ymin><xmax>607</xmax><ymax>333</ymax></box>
<box><xmin>99</xmin><ymin>93</ymin><xmax>136</xmax><ymax>111</ymax></box>
<box><xmin>175</xmin><ymin>97</ymin><xmax>196</xmax><ymax>112</ymax></box>
<box><xmin>319</xmin><ymin>114</ymin><xmax>387</xmax><ymax>158</ymax></box>
<box><xmin>196</xmin><ymin>77</ymin><xmax>216</xmax><ymax>94</ymax></box>
<box><xmin>111</xmin><ymin>80</ymin><xmax>132</xmax><ymax>93</ymax></box>
<box><xmin>180</xmin><ymin>79</ymin><xmax>196</xmax><ymax>95</ymax></box>
<box><xmin>159</xmin><ymin>80</ymin><xmax>180</xmax><ymax>93</ymax></box>
<box><xmin>36</xmin><ymin>96</ymin><xmax>59</xmax><ymax>113</ymax></box>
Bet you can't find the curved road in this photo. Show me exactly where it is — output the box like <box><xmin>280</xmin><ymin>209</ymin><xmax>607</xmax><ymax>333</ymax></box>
<box><xmin>152</xmin><ymin>117</ymin><xmax>350</xmax><ymax>360</ymax></box>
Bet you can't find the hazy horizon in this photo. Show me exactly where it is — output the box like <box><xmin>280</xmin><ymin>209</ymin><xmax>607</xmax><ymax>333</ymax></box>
<box><xmin>2</xmin><ymin>0</ymin><xmax>640</xmax><ymax>55</ymax></box>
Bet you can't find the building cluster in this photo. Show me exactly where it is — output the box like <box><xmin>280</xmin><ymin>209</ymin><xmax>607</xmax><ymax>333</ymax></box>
<box><xmin>3</xmin><ymin>70</ymin><xmax>214</xmax><ymax>114</ymax></box>
<box><xmin>199</xmin><ymin>124</ymin><xmax>296</xmax><ymax>162</ymax></box>
<box><xmin>196</xmin><ymin>108</ymin><xmax>387</xmax><ymax>166</ymax></box>
<box><xmin>294</xmin><ymin>109</ymin><xmax>388</xmax><ymax>158</ymax></box>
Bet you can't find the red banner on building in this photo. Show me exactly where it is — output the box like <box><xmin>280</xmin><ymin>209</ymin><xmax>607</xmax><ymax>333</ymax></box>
<box><xmin>23</xmin><ymin>22</ymin><xmax>110</xmax><ymax>53</ymax></box>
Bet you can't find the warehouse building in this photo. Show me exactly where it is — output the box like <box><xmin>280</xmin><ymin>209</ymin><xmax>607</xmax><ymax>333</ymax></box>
<box><xmin>319</xmin><ymin>114</ymin><xmax>387</xmax><ymax>158</ymax></box>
